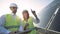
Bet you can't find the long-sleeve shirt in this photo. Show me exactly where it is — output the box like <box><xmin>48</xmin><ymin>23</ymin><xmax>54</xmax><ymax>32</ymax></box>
<box><xmin>0</xmin><ymin>13</ymin><xmax>23</xmax><ymax>34</ymax></box>
<box><xmin>32</xmin><ymin>17</ymin><xmax>40</xmax><ymax>24</ymax></box>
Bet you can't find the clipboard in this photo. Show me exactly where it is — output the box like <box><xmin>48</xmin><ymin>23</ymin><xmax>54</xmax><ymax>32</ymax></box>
<box><xmin>15</xmin><ymin>27</ymin><xmax>36</xmax><ymax>34</ymax></box>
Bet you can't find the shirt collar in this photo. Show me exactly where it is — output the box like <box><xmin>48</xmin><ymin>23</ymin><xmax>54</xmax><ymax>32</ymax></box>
<box><xmin>11</xmin><ymin>13</ymin><xmax>16</xmax><ymax>16</ymax></box>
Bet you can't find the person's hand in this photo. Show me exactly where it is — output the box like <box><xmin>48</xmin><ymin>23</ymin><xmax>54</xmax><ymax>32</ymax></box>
<box><xmin>9</xmin><ymin>32</ymin><xmax>15</xmax><ymax>34</ymax></box>
<box><xmin>31</xmin><ymin>9</ymin><xmax>39</xmax><ymax>20</ymax></box>
<box><xmin>31</xmin><ymin>9</ymin><xmax>36</xmax><ymax>16</ymax></box>
<box><xmin>24</xmin><ymin>23</ymin><xmax>29</xmax><ymax>30</ymax></box>
<box><xmin>15</xmin><ymin>30</ymin><xmax>19</xmax><ymax>33</ymax></box>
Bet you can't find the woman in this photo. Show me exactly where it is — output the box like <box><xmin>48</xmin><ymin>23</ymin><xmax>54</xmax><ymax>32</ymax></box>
<box><xmin>22</xmin><ymin>9</ymin><xmax>40</xmax><ymax>34</ymax></box>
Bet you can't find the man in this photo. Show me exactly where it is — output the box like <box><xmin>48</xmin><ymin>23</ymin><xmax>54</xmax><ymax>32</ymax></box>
<box><xmin>0</xmin><ymin>3</ymin><xmax>23</xmax><ymax>34</ymax></box>
<box><xmin>22</xmin><ymin>9</ymin><xmax>40</xmax><ymax>34</ymax></box>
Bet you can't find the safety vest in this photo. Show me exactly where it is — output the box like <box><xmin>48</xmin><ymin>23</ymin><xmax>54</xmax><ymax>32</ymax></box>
<box><xmin>4</xmin><ymin>14</ymin><xmax>20</xmax><ymax>32</ymax></box>
<box><xmin>22</xmin><ymin>17</ymin><xmax>36</xmax><ymax>34</ymax></box>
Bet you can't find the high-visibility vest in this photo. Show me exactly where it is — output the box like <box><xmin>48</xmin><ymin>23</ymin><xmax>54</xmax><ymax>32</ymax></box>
<box><xmin>22</xmin><ymin>17</ymin><xmax>36</xmax><ymax>34</ymax></box>
<box><xmin>4</xmin><ymin>14</ymin><xmax>20</xmax><ymax>32</ymax></box>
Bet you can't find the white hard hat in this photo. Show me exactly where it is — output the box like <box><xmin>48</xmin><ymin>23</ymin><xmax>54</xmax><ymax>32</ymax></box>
<box><xmin>10</xmin><ymin>3</ymin><xmax>18</xmax><ymax>8</ymax></box>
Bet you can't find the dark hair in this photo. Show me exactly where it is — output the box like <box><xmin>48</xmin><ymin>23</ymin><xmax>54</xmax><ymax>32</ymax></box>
<box><xmin>22</xmin><ymin>10</ymin><xmax>29</xmax><ymax>19</ymax></box>
<box><xmin>22</xmin><ymin>10</ymin><xmax>29</xmax><ymax>14</ymax></box>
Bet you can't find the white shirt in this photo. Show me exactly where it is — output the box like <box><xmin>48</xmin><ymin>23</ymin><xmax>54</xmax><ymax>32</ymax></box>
<box><xmin>0</xmin><ymin>13</ymin><xmax>22</xmax><ymax>34</ymax></box>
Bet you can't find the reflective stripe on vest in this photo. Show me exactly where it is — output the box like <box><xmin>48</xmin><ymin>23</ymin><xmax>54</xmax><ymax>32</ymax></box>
<box><xmin>5</xmin><ymin>26</ymin><xmax>20</xmax><ymax>29</ymax></box>
<box><xmin>4</xmin><ymin>14</ymin><xmax>20</xmax><ymax>32</ymax></box>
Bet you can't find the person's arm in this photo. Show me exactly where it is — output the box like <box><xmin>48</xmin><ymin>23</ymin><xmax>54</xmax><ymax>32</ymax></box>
<box><xmin>0</xmin><ymin>15</ymin><xmax>11</xmax><ymax>34</ymax></box>
<box><xmin>32</xmin><ymin>17</ymin><xmax>40</xmax><ymax>24</ymax></box>
<box><xmin>31</xmin><ymin>9</ymin><xmax>40</xmax><ymax>23</ymax></box>
<box><xmin>19</xmin><ymin>19</ymin><xmax>24</xmax><ymax>31</ymax></box>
